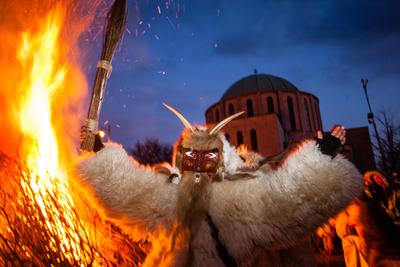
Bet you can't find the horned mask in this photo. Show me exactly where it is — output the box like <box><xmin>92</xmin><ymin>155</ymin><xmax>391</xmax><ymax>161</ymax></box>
<box><xmin>163</xmin><ymin>103</ymin><xmax>244</xmax><ymax>183</ymax></box>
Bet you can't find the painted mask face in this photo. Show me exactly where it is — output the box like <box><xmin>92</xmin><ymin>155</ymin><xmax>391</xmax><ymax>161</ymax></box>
<box><xmin>162</xmin><ymin>102</ymin><xmax>244</xmax><ymax>177</ymax></box>
<box><xmin>182</xmin><ymin>148</ymin><xmax>219</xmax><ymax>173</ymax></box>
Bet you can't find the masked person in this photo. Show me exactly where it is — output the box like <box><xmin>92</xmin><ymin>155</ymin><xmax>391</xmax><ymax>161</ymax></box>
<box><xmin>75</xmin><ymin>104</ymin><xmax>363</xmax><ymax>267</ymax></box>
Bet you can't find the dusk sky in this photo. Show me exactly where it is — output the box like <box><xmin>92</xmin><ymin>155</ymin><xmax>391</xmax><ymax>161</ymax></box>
<box><xmin>83</xmin><ymin>0</ymin><xmax>400</xmax><ymax>148</ymax></box>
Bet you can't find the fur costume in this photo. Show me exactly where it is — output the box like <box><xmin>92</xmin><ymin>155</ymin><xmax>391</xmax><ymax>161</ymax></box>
<box><xmin>75</xmin><ymin>107</ymin><xmax>363</xmax><ymax>267</ymax></box>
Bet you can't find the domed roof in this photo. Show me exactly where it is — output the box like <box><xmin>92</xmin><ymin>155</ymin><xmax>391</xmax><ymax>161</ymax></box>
<box><xmin>221</xmin><ymin>73</ymin><xmax>299</xmax><ymax>101</ymax></box>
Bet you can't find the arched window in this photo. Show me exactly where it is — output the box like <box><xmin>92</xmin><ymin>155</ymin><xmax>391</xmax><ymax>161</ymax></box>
<box><xmin>267</xmin><ymin>96</ymin><xmax>274</xmax><ymax>114</ymax></box>
<box><xmin>236</xmin><ymin>131</ymin><xmax>244</xmax><ymax>146</ymax></box>
<box><xmin>246</xmin><ymin>99</ymin><xmax>254</xmax><ymax>117</ymax></box>
<box><xmin>225</xmin><ymin>133</ymin><xmax>230</xmax><ymax>142</ymax></box>
<box><xmin>215</xmin><ymin>109</ymin><xmax>220</xmax><ymax>122</ymax></box>
<box><xmin>250</xmin><ymin>129</ymin><xmax>258</xmax><ymax>151</ymax></box>
<box><xmin>304</xmin><ymin>99</ymin><xmax>312</xmax><ymax>130</ymax></box>
<box><xmin>287</xmin><ymin>96</ymin><xmax>296</xmax><ymax>130</ymax></box>
<box><xmin>228</xmin><ymin>103</ymin><xmax>234</xmax><ymax>115</ymax></box>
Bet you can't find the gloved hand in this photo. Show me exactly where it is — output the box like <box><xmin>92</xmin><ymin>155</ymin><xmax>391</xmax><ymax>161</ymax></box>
<box><xmin>80</xmin><ymin>123</ymin><xmax>104</xmax><ymax>152</ymax></box>
<box><xmin>93</xmin><ymin>133</ymin><xmax>104</xmax><ymax>152</ymax></box>
<box><xmin>316</xmin><ymin>125</ymin><xmax>346</xmax><ymax>158</ymax></box>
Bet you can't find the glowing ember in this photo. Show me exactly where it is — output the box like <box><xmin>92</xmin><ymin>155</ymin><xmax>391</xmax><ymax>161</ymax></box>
<box><xmin>16</xmin><ymin>5</ymin><xmax>83</xmax><ymax>263</ymax></box>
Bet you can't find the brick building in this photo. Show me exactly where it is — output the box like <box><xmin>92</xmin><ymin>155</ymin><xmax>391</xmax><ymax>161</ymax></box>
<box><xmin>205</xmin><ymin>72</ymin><xmax>323</xmax><ymax>157</ymax></box>
<box><xmin>341</xmin><ymin>126</ymin><xmax>376</xmax><ymax>173</ymax></box>
<box><xmin>205</xmin><ymin>72</ymin><xmax>376</xmax><ymax>172</ymax></box>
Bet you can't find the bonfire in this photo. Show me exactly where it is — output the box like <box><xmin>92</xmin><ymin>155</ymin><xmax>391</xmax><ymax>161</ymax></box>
<box><xmin>0</xmin><ymin>1</ymin><xmax>148</xmax><ymax>265</ymax></box>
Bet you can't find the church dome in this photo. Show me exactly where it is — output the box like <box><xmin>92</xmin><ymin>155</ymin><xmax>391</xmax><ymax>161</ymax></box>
<box><xmin>221</xmin><ymin>74</ymin><xmax>299</xmax><ymax>101</ymax></box>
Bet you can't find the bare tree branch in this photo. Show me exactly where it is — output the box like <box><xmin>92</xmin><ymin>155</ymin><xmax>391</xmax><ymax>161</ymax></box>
<box><xmin>372</xmin><ymin>110</ymin><xmax>400</xmax><ymax>177</ymax></box>
<box><xmin>131</xmin><ymin>138</ymin><xmax>172</xmax><ymax>165</ymax></box>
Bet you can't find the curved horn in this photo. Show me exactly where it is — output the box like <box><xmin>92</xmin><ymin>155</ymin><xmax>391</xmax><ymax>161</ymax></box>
<box><xmin>209</xmin><ymin>111</ymin><xmax>245</xmax><ymax>135</ymax></box>
<box><xmin>163</xmin><ymin>103</ymin><xmax>194</xmax><ymax>132</ymax></box>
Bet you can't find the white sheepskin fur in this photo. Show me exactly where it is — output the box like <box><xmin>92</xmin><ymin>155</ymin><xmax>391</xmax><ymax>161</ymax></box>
<box><xmin>75</xmin><ymin>139</ymin><xmax>363</xmax><ymax>267</ymax></box>
<box><xmin>220</xmin><ymin>134</ymin><xmax>247</xmax><ymax>174</ymax></box>
<box><xmin>75</xmin><ymin>143</ymin><xmax>179</xmax><ymax>238</ymax></box>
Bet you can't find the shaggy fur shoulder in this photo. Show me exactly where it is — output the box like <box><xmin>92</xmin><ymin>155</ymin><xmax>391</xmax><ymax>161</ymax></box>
<box><xmin>74</xmin><ymin>143</ymin><xmax>179</xmax><ymax>238</ymax></box>
<box><xmin>209</xmin><ymin>139</ymin><xmax>363</xmax><ymax>263</ymax></box>
<box><xmin>220</xmin><ymin>135</ymin><xmax>246</xmax><ymax>173</ymax></box>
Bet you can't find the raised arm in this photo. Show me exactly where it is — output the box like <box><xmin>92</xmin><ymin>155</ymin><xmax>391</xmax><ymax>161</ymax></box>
<box><xmin>74</xmin><ymin>143</ymin><xmax>178</xmax><ymax>237</ymax></box>
<box><xmin>209</xmin><ymin>126</ymin><xmax>363</xmax><ymax>261</ymax></box>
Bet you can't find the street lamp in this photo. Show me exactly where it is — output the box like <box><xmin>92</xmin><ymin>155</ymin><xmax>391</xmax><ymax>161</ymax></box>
<box><xmin>361</xmin><ymin>79</ymin><xmax>388</xmax><ymax>173</ymax></box>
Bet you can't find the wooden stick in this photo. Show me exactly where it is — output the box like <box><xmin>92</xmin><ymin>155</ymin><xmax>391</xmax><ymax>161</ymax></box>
<box><xmin>81</xmin><ymin>0</ymin><xmax>127</xmax><ymax>151</ymax></box>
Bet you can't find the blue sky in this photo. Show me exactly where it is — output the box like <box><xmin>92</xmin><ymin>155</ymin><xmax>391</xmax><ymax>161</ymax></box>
<box><xmin>82</xmin><ymin>0</ymin><xmax>400</xmax><ymax>148</ymax></box>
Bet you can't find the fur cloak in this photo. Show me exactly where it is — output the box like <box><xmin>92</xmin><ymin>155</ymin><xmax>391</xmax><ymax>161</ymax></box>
<box><xmin>74</xmin><ymin>137</ymin><xmax>363</xmax><ymax>267</ymax></box>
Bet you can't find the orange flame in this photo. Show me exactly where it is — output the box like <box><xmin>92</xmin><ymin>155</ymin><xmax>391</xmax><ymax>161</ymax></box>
<box><xmin>0</xmin><ymin>1</ymin><xmax>149</xmax><ymax>265</ymax></box>
<box><xmin>0</xmin><ymin>0</ymin><xmax>107</xmax><ymax>263</ymax></box>
<box><xmin>0</xmin><ymin>1</ymin><xmax>94</xmax><ymax>158</ymax></box>
<box><xmin>15</xmin><ymin>4</ymin><xmax>85</xmax><ymax>263</ymax></box>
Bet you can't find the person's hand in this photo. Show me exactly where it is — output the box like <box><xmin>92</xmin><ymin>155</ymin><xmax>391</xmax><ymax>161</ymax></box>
<box><xmin>80</xmin><ymin>121</ymin><xmax>104</xmax><ymax>152</ymax></box>
<box><xmin>316</xmin><ymin>125</ymin><xmax>346</xmax><ymax>157</ymax></box>
<box><xmin>318</xmin><ymin>125</ymin><xmax>346</xmax><ymax>145</ymax></box>
<box><xmin>80</xmin><ymin>125</ymin><xmax>89</xmax><ymax>143</ymax></box>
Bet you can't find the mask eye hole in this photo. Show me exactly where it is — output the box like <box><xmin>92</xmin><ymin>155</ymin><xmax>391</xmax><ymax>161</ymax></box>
<box><xmin>185</xmin><ymin>151</ymin><xmax>195</xmax><ymax>158</ymax></box>
<box><xmin>206</xmin><ymin>152</ymin><xmax>217</xmax><ymax>159</ymax></box>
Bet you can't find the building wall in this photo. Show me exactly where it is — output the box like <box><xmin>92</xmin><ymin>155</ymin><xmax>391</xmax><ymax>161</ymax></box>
<box><xmin>342</xmin><ymin>126</ymin><xmax>376</xmax><ymax>173</ymax></box>
<box><xmin>220</xmin><ymin>114</ymin><xmax>284</xmax><ymax>157</ymax></box>
<box><xmin>205</xmin><ymin>82</ymin><xmax>375</xmax><ymax>173</ymax></box>
<box><xmin>205</xmin><ymin>90</ymin><xmax>321</xmax><ymax>157</ymax></box>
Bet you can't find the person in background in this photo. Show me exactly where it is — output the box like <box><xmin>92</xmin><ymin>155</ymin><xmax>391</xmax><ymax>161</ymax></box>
<box><xmin>315</xmin><ymin>219</ymin><xmax>336</xmax><ymax>255</ymax></box>
<box><xmin>359</xmin><ymin>172</ymin><xmax>400</xmax><ymax>267</ymax></box>
<box><xmin>334</xmin><ymin>200</ymin><xmax>369</xmax><ymax>267</ymax></box>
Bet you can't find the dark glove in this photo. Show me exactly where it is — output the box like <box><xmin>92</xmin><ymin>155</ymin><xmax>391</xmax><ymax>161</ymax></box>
<box><xmin>94</xmin><ymin>133</ymin><xmax>104</xmax><ymax>152</ymax></box>
<box><xmin>316</xmin><ymin>133</ymin><xmax>341</xmax><ymax>158</ymax></box>
<box><xmin>80</xmin><ymin>124</ymin><xmax>104</xmax><ymax>152</ymax></box>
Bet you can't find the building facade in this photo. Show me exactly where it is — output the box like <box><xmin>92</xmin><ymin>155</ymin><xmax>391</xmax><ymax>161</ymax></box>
<box><xmin>205</xmin><ymin>72</ymin><xmax>376</xmax><ymax>172</ymax></box>
<box><xmin>205</xmin><ymin>73</ymin><xmax>323</xmax><ymax>157</ymax></box>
